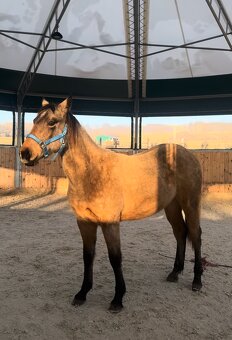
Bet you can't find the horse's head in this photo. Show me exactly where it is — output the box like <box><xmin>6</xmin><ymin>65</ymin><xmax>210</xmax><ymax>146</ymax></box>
<box><xmin>20</xmin><ymin>97</ymin><xmax>72</xmax><ymax>166</ymax></box>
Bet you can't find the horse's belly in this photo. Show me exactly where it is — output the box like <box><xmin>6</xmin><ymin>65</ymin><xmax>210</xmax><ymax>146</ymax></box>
<box><xmin>121</xmin><ymin>201</ymin><xmax>158</xmax><ymax>220</ymax></box>
<box><xmin>121</xmin><ymin>182</ymin><xmax>176</xmax><ymax>221</ymax></box>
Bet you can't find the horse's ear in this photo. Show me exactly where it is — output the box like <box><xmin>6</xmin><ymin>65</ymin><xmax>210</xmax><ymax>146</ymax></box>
<box><xmin>67</xmin><ymin>96</ymin><xmax>72</xmax><ymax>108</ymax></box>
<box><xmin>58</xmin><ymin>97</ymin><xmax>72</xmax><ymax>112</ymax></box>
<box><xmin>42</xmin><ymin>98</ymin><xmax>49</xmax><ymax>107</ymax></box>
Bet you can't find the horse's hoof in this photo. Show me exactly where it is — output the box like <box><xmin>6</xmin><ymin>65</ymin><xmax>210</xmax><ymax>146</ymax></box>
<box><xmin>166</xmin><ymin>271</ymin><xmax>178</xmax><ymax>282</ymax></box>
<box><xmin>192</xmin><ymin>280</ymin><xmax>202</xmax><ymax>292</ymax></box>
<box><xmin>109</xmin><ymin>302</ymin><xmax>123</xmax><ymax>313</ymax></box>
<box><xmin>72</xmin><ymin>296</ymin><xmax>86</xmax><ymax>306</ymax></box>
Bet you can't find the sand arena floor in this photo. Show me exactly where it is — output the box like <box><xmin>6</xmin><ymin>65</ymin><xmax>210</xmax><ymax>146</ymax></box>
<box><xmin>0</xmin><ymin>190</ymin><xmax>232</xmax><ymax>340</ymax></box>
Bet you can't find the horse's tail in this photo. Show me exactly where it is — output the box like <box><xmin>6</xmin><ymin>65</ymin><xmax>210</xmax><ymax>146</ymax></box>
<box><xmin>184</xmin><ymin>204</ymin><xmax>202</xmax><ymax>251</ymax></box>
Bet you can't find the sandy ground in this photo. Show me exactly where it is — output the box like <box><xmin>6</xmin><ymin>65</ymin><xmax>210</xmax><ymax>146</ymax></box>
<box><xmin>0</xmin><ymin>190</ymin><xmax>232</xmax><ymax>340</ymax></box>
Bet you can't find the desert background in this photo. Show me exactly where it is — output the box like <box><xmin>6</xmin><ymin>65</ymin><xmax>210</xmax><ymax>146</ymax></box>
<box><xmin>1</xmin><ymin>119</ymin><xmax>232</xmax><ymax>149</ymax></box>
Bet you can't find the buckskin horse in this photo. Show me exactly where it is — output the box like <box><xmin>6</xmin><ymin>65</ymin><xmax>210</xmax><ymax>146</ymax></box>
<box><xmin>20</xmin><ymin>98</ymin><xmax>203</xmax><ymax>312</ymax></box>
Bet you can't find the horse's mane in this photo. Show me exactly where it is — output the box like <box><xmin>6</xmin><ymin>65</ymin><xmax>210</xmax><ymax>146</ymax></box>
<box><xmin>33</xmin><ymin>103</ymin><xmax>57</xmax><ymax>123</ymax></box>
<box><xmin>39</xmin><ymin>103</ymin><xmax>56</xmax><ymax>113</ymax></box>
<box><xmin>66</xmin><ymin>112</ymin><xmax>80</xmax><ymax>146</ymax></box>
<box><xmin>66</xmin><ymin>112</ymin><xmax>98</xmax><ymax>152</ymax></box>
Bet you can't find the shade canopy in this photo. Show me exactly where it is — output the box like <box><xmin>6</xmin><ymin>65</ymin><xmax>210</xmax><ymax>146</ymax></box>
<box><xmin>1</xmin><ymin>0</ymin><xmax>232</xmax><ymax>116</ymax></box>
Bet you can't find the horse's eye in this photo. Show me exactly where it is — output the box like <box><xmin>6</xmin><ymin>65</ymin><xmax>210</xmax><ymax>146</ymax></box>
<box><xmin>48</xmin><ymin>120</ymin><xmax>57</xmax><ymax>127</ymax></box>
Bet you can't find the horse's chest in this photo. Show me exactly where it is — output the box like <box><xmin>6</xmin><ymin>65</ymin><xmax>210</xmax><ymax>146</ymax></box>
<box><xmin>71</xmin><ymin>202</ymin><xmax>99</xmax><ymax>222</ymax></box>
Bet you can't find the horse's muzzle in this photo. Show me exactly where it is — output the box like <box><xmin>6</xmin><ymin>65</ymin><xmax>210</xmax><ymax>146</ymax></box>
<box><xmin>22</xmin><ymin>159</ymin><xmax>38</xmax><ymax>167</ymax></box>
<box><xmin>20</xmin><ymin>147</ymin><xmax>39</xmax><ymax>166</ymax></box>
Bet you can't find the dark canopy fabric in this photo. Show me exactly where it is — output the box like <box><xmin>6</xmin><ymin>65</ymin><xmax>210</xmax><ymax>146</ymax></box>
<box><xmin>1</xmin><ymin>68</ymin><xmax>232</xmax><ymax>117</ymax></box>
<box><xmin>1</xmin><ymin>0</ymin><xmax>232</xmax><ymax>116</ymax></box>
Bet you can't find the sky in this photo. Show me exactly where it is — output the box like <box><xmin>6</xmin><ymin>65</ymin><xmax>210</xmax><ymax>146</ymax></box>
<box><xmin>1</xmin><ymin>110</ymin><xmax>232</xmax><ymax>126</ymax></box>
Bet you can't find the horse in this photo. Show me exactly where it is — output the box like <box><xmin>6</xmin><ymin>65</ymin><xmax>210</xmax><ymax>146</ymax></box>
<box><xmin>20</xmin><ymin>98</ymin><xmax>203</xmax><ymax>312</ymax></box>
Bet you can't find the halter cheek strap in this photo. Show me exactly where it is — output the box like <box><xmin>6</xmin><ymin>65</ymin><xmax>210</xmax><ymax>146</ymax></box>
<box><xmin>26</xmin><ymin>124</ymin><xmax>68</xmax><ymax>161</ymax></box>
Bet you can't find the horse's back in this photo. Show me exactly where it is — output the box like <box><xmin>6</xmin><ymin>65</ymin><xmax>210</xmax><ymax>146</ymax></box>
<box><xmin>142</xmin><ymin>143</ymin><xmax>201</xmax><ymax>182</ymax></box>
<box><xmin>126</xmin><ymin>143</ymin><xmax>201</xmax><ymax>184</ymax></box>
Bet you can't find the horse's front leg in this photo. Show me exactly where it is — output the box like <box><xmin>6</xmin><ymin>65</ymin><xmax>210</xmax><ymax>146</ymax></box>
<box><xmin>72</xmin><ymin>220</ymin><xmax>97</xmax><ymax>306</ymax></box>
<box><xmin>101</xmin><ymin>223</ymin><xmax>126</xmax><ymax>312</ymax></box>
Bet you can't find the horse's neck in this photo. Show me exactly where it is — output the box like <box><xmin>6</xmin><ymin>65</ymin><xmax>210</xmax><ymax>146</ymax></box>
<box><xmin>62</xmin><ymin>120</ymin><xmax>102</xmax><ymax>183</ymax></box>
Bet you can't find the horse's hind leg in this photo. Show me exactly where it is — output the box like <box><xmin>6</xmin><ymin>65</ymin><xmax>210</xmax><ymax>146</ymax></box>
<box><xmin>184</xmin><ymin>206</ymin><xmax>203</xmax><ymax>291</ymax></box>
<box><xmin>72</xmin><ymin>220</ymin><xmax>97</xmax><ymax>306</ymax></box>
<box><xmin>165</xmin><ymin>198</ymin><xmax>187</xmax><ymax>283</ymax></box>
<box><xmin>101</xmin><ymin>223</ymin><xmax>126</xmax><ymax>312</ymax></box>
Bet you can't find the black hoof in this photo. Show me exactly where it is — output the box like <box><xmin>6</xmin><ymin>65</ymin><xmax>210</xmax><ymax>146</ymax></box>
<box><xmin>167</xmin><ymin>271</ymin><xmax>179</xmax><ymax>282</ymax></box>
<box><xmin>192</xmin><ymin>280</ymin><xmax>202</xmax><ymax>292</ymax></box>
<box><xmin>109</xmin><ymin>302</ymin><xmax>123</xmax><ymax>313</ymax></box>
<box><xmin>72</xmin><ymin>294</ymin><xmax>86</xmax><ymax>306</ymax></box>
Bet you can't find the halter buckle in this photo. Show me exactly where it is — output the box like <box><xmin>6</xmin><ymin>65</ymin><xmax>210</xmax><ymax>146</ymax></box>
<box><xmin>39</xmin><ymin>141</ymin><xmax>49</xmax><ymax>158</ymax></box>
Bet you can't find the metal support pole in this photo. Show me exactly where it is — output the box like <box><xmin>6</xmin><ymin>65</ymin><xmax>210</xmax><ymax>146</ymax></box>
<box><xmin>134</xmin><ymin>115</ymin><xmax>139</xmax><ymax>149</ymax></box>
<box><xmin>15</xmin><ymin>106</ymin><xmax>22</xmax><ymax>188</ymax></box>
<box><xmin>205</xmin><ymin>0</ymin><xmax>232</xmax><ymax>50</ymax></box>
<box><xmin>134</xmin><ymin>0</ymin><xmax>140</xmax><ymax>150</ymax></box>
<box><xmin>17</xmin><ymin>0</ymin><xmax>71</xmax><ymax>106</ymax></box>
<box><xmin>12</xmin><ymin>111</ymin><xmax>16</xmax><ymax>146</ymax></box>
<box><xmin>124</xmin><ymin>0</ymin><xmax>135</xmax><ymax>99</ymax></box>
<box><xmin>139</xmin><ymin>116</ymin><xmax>142</xmax><ymax>149</ymax></box>
<box><xmin>140</xmin><ymin>0</ymin><xmax>149</xmax><ymax>98</ymax></box>
<box><xmin>130</xmin><ymin>116</ymin><xmax>134</xmax><ymax>149</ymax></box>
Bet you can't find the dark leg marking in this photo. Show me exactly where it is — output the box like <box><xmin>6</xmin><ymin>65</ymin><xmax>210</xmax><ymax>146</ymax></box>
<box><xmin>72</xmin><ymin>220</ymin><xmax>97</xmax><ymax>306</ymax></box>
<box><xmin>192</xmin><ymin>226</ymin><xmax>203</xmax><ymax>291</ymax></box>
<box><xmin>184</xmin><ymin>203</ymin><xmax>203</xmax><ymax>291</ymax></box>
<box><xmin>101</xmin><ymin>223</ymin><xmax>126</xmax><ymax>313</ymax></box>
<box><xmin>165</xmin><ymin>199</ymin><xmax>187</xmax><ymax>283</ymax></box>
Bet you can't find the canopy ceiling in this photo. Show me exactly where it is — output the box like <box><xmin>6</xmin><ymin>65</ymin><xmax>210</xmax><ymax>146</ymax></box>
<box><xmin>1</xmin><ymin>0</ymin><xmax>232</xmax><ymax>116</ymax></box>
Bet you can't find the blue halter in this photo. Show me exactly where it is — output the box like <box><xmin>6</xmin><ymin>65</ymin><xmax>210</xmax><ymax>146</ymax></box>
<box><xmin>26</xmin><ymin>124</ymin><xmax>68</xmax><ymax>160</ymax></box>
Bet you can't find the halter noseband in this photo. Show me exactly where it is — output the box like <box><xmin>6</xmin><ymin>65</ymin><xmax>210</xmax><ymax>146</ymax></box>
<box><xmin>26</xmin><ymin>124</ymin><xmax>68</xmax><ymax>160</ymax></box>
